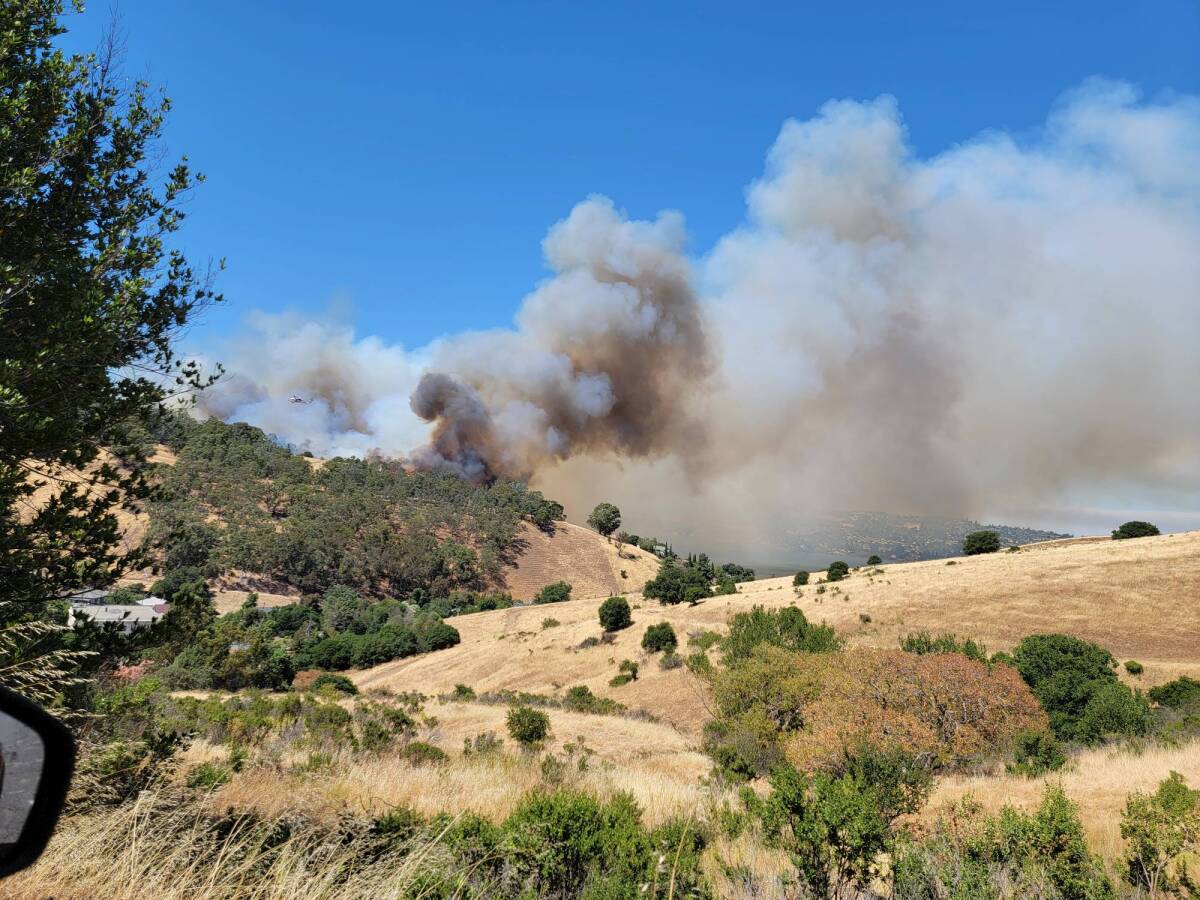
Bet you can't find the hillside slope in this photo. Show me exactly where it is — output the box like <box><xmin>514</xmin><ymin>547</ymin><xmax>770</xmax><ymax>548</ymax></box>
<box><xmin>354</xmin><ymin>529</ymin><xmax>1200</xmax><ymax>735</ymax></box>
<box><xmin>500</xmin><ymin>521</ymin><xmax>660</xmax><ymax>600</ymax></box>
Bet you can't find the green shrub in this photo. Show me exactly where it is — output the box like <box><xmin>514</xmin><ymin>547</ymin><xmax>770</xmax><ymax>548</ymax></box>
<box><xmin>1148</xmin><ymin>676</ymin><xmax>1200</xmax><ymax>709</ymax></box>
<box><xmin>401</xmin><ymin>740</ymin><xmax>448</xmax><ymax>766</ymax></box>
<box><xmin>759</xmin><ymin>750</ymin><xmax>931</xmax><ymax>896</ymax></box>
<box><xmin>962</xmin><ymin>530</ymin><xmax>1001</xmax><ymax>555</ymax></box>
<box><xmin>1078</xmin><ymin>680</ymin><xmax>1152</xmax><ymax>741</ymax></box>
<box><xmin>721</xmin><ymin>606</ymin><xmax>839</xmax><ymax>666</ymax></box>
<box><xmin>688</xmin><ymin>629</ymin><xmax>721</xmax><ymax>650</ymax></box>
<box><xmin>1121</xmin><ymin>771</ymin><xmax>1200</xmax><ymax>895</ymax></box>
<box><xmin>610</xmin><ymin>659</ymin><xmax>639</xmax><ymax>687</ymax></box>
<box><xmin>502</xmin><ymin>790</ymin><xmax>651</xmax><ymax>897</ymax></box>
<box><xmin>449</xmin><ymin>683</ymin><xmax>476</xmax><ymax>702</ymax></box>
<box><xmin>533</xmin><ymin>581</ymin><xmax>572</xmax><ymax>604</ymax></box>
<box><xmin>186</xmin><ymin>761</ymin><xmax>234</xmax><ymax>790</ymax></box>
<box><xmin>792</xmin><ymin>570</ymin><xmax>809</xmax><ymax>587</ymax></box>
<box><xmin>310</xmin><ymin>672</ymin><xmax>358</xmax><ymax>695</ymax></box>
<box><xmin>1125</xmin><ymin>660</ymin><xmax>1144</xmax><ymax>676</ymax></box>
<box><xmin>893</xmin><ymin>785</ymin><xmax>1114</xmax><ymax>900</ymax></box>
<box><xmin>1007</xmin><ymin>730</ymin><xmax>1067</xmax><ymax>776</ymax></box>
<box><xmin>507</xmin><ymin>705</ymin><xmax>550</xmax><ymax>748</ymax></box>
<box><xmin>826</xmin><ymin>561</ymin><xmax>850</xmax><ymax>582</ymax></box>
<box><xmin>598</xmin><ymin>596</ymin><xmax>632</xmax><ymax>632</ymax></box>
<box><xmin>1012</xmin><ymin>633</ymin><xmax>1122</xmax><ymax>741</ymax></box>
<box><xmin>866</xmin><ymin>555</ymin><xmax>882</xmax><ymax>566</ymax></box>
<box><xmin>900</xmin><ymin>630</ymin><xmax>987</xmax><ymax>663</ymax></box>
<box><xmin>561</xmin><ymin>685</ymin><xmax>625</xmax><ymax>715</ymax></box>
<box><xmin>540</xmin><ymin>617</ymin><xmax>560</xmax><ymax>630</ymax></box>
<box><xmin>641</xmin><ymin>622</ymin><xmax>678</xmax><ymax>653</ymax></box>
<box><xmin>1112</xmin><ymin>520</ymin><xmax>1160</xmax><ymax>540</ymax></box>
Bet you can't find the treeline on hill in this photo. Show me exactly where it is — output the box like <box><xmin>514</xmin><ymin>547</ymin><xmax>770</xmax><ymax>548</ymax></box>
<box><xmin>137</xmin><ymin>415</ymin><xmax>564</xmax><ymax>597</ymax></box>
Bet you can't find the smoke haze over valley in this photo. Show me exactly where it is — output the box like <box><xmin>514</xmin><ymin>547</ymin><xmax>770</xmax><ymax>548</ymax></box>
<box><xmin>197</xmin><ymin>80</ymin><xmax>1200</xmax><ymax>550</ymax></box>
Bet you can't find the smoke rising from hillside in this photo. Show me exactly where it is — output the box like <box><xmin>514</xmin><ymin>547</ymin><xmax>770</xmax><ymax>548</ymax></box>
<box><xmin>198</xmin><ymin>80</ymin><xmax>1200</xmax><ymax>539</ymax></box>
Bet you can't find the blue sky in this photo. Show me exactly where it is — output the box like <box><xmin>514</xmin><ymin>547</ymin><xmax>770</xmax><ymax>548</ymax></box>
<box><xmin>61</xmin><ymin>1</ymin><xmax>1199</xmax><ymax>350</ymax></box>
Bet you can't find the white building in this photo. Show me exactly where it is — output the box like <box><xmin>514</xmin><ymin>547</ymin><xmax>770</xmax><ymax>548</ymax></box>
<box><xmin>67</xmin><ymin>603</ymin><xmax>167</xmax><ymax>634</ymax></box>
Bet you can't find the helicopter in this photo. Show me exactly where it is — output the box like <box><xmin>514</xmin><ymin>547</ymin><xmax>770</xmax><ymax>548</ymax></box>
<box><xmin>288</xmin><ymin>395</ymin><xmax>312</xmax><ymax>405</ymax></box>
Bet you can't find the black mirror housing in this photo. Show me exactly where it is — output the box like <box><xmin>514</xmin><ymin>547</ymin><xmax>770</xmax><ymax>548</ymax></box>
<box><xmin>0</xmin><ymin>685</ymin><xmax>75</xmax><ymax>877</ymax></box>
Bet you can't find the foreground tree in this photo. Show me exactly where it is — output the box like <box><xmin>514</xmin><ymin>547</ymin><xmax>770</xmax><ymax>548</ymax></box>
<box><xmin>1</xmin><ymin>1</ymin><xmax>220</xmax><ymax>621</ymax></box>
<box><xmin>1112</xmin><ymin>520</ymin><xmax>1161</xmax><ymax>540</ymax></box>
<box><xmin>586</xmin><ymin>502</ymin><xmax>621</xmax><ymax>539</ymax></box>
<box><xmin>962</xmin><ymin>530</ymin><xmax>1001</xmax><ymax>555</ymax></box>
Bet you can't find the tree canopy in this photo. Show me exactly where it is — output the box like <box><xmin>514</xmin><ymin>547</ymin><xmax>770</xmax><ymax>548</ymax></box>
<box><xmin>1</xmin><ymin>1</ymin><xmax>220</xmax><ymax>616</ymax></box>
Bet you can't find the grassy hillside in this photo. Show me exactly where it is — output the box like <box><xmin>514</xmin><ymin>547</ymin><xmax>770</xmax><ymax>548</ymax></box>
<box><xmin>355</xmin><ymin>529</ymin><xmax>1200</xmax><ymax>734</ymax></box>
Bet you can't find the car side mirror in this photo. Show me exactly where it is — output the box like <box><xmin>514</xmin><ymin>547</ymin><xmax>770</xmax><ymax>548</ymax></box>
<box><xmin>0</xmin><ymin>685</ymin><xmax>75</xmax><ymax>877</ymax></box>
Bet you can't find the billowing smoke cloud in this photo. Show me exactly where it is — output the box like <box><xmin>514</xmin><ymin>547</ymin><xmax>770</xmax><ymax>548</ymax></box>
<box><xmin>409</xmin><ymin>198</ymin><xmax>712</xmax><ymax>481</ymax></box>
<box><xmin>198</xmin><ymin>80</ymin><xmax>1200</xmax><ymax>542</ymax></box>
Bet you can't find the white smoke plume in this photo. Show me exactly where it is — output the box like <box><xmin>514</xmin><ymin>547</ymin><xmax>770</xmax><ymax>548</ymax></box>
<box><xmin>197</xmin><ymin>80</ymin><xmax>1200</xmax><ymax>540</ymax></box>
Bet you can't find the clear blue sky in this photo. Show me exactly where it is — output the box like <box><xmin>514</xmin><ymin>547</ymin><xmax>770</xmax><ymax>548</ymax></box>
<box><xmin>60</xmin><ymin>1</ymin><xmax>1199</xmax><ymax>349</ymax></box>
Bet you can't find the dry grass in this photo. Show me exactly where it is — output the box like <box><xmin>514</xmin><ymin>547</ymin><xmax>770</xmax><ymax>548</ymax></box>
<box><xmin>925</xmin><ymin>740</ymin><xmax>1200</xmax><ymax>861</ymax></box>
<box><xmin>502</xmin><ymin>520</ymin><xmax>661</xmax><ymax>601</ymax></box>
<box><xmin>355</xmin><ymin>530</ymin><xmax>1200</xmax><ymax>735</ymax></box>
<box><xmin>0</xmin><ymin>791</ymin><xmax>459</xmax><ymax>900</ymax></box>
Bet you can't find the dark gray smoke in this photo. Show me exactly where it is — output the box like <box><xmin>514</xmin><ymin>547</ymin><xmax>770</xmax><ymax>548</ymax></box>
<box><xmin>408</xmin><ymin>196</ymin><xmax>713</xmax><ymax>481</ymax></box>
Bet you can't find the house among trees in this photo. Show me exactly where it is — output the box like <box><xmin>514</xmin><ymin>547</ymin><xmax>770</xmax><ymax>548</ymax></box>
<box><xmin>67</xmin><ymin>602</ymin><xmax>167</xmax><ymax>634</ymax></box>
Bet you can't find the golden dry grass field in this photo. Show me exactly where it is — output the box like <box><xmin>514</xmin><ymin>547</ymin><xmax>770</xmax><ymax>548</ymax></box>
<box><xmin>354</xmin><ymin>529</ymin><xmax>1200</xmax><ymax>736</ymax></box>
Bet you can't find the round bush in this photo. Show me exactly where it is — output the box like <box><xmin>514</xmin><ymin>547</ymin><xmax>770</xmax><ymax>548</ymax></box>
<box><xmin>1112</xmin><ymin>520</ymin><xmax>1160</xmax><ymax>540</ymax></box>
<box><xmin>866</xmin><ymin>555</ymin><xmax>882</xmax><ymax>566</ymax></box>
<box><xmin>826</xmin><ymin>561</ymin><xmax>850</xmax><ymax>582</ymax></box>
<box><xmin>962</xmin><ymin>530</ymin><xmax>1001</xmax><ymax>555</ymax></box>
<box><xmin>598</xmin><ymin>596</ymin><xmax>632</xmax><ymax>632</ymax></box>
<box><xmin>792</xmin><ymin>571</ymin><xmax>809</xmax><ymax>587</ymax></box>
<box><xmin>507</xmin><ymin>705</ymin><xmax>550</xmax><ymax>748</ymax></box>
<box><xmin>310</xmin><ymin>672</ymin><xmax>359</xmax><ymax>695</ymax></box>
<box><xmin>641</xmin><ymin>622</ymin><xmax>678</xmax><ymax>653</ymax></box>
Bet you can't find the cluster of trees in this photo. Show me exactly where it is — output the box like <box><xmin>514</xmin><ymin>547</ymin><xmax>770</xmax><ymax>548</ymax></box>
<box><xmin>642</xmin><ymin>553</ymin><xmax>755</xmax><ymax>605</ymax></box>
<box><xmin>147</xmin><ymin>417</ymin><xmax>566</xmax><ymax>598</ymax></box>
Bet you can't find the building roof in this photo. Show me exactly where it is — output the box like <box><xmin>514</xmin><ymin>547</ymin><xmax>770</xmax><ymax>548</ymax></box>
<box><xmin>70</xmin><ymin>604</ymin><xmax>163</xmax><ymax>623</ymax></box>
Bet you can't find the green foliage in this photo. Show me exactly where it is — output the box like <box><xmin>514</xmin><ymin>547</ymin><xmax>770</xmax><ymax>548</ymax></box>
<box><xmin>759</xmin><ymin>749</ymin><xmax>931</xmax><ymax>896</ymax></box>
<box><xmin>610</xmin><ymin>659</ymin><xmax>639</xmax><ymax>687</ymax></box>
<box><xmin>561</xmin><ymin>685</ymin><xmax>625</xmax><ymax>716</ymax></box>
<box><xmin>792</xmin><ymin>570</ymin><xmax>810</xmax><ymax>587</ymax></box>
<box><xmin>1112</xmin><ymin>520</ymin><xmax>1161</xmax><ymax>540</ymax></box>
<box><xmin>598</xmin><ymin>596</ymin><xmax>632</xmax><ymax>632</ymax></box>
<box><xmin>899</xmin><ymin>630</ymin><xmax>988</xmax><ymax>663</ymax></box>
<box><xmin>1078</xmin><ymin>680</ymin><xmax>1152</xmax><ymax>740</ymax></box>
<box><xmin>1125</xmin><ymin>659</ymin><xmax>1144</xmax><ymax>676</ymax></box>
<box><xmin>400</xmin><ymin>741</ymin><xmax>448</xmax><ymax>766</ymax></box>
<box><xmin>147</xmin><ymin>419</ymin><xmax>564</xmax><ymax>599</ymax></box>
<box><xmin>586</xmin><ymin>502</ymin><xmax>622</xmax><ymax>538</ymax></box>
<box><xmin>540</xmin><ymin>617</ymin><xmax>560</xmax><ymax>630</ymax></box>
<box><xmin>309</xmin><ymin>673</ymin><xmax>358</xmax><ymax>695</ymax></box>
<box><xmin>641</xmin><ymin>622</ymin><xmax>678</xmax><ymax>653</ymax></box>
<box><xmin>501</xmin><ymin>789</ymin><xmax>707</xmax><ymax>898</ymax></box>
<box><xmin>720</xmin><ymin>562</ymin><xmax>756</xmax><ymax>582</ymax></box>
<box><xmin>720</xmin><ymin>606</ymin><xmax>840</xmax><ymax>667</ymax></box>
<box><xmin>533</xmin><ymin>581</ymin><xmax>572</xmax><ymax>604</ymax></box>
<box><xmin>506</xmin><ymin>705</ymin><xmax>550</xmax><ymax>748</ymax></box>
<box><xmin>893</xmin><ymin>786</ymin><xmax>1115</xmax><ymax>900</ymax></box>
<box><xmin>643</xmin><ymin>558</ymin><xmax>712</xmax><ymax>605</ymax></box>
<box><xmin>962</xmin><ymin>530</ymin><xmax>1001</xmax><ymax>555</ymax></box>
<box><xmin>1149</xmin><ymin>676</ymin><xmax>1200</xmax><ymax>709</ymax></box>
<box><xmin>1012</xmin><ymin>633</ymin><xmax>1147</xmax><ymax>741</ymax></box>
<box><xmin>1007</xmin><ymin>730</ymin><xmax>1067</xmax><ymax>777</ymax></box>
<box><xmin>866</xmin><ymin>555</ymin><xmax>882</xmax><ymax>566</ymax></box>
<box><xmin>1121</xmin><ymin>771</ymin><xmax>1200</xmax><ymax>896</ymax></box>
<box><xmin>0</xmin><ymin>1</ymin><xmax>221</xmax><ymax>616</ymax></box>
<box><xmin>825</xmin><ymin>561</ymin><xmax>850</xmax><ymax>581</ymax></box>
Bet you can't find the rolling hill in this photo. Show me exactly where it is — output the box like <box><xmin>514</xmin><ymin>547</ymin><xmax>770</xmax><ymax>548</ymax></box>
<box><xmin>354</xmin><ymin>529</ymin><xmax>1200</xmax><ymax>735</ymax></box>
